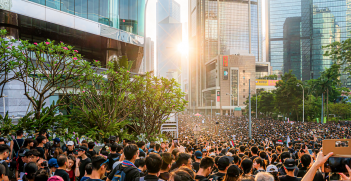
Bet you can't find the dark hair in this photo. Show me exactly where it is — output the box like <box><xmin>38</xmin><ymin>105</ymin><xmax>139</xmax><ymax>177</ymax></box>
<box><xmin>170</xmin><ymin>169</ymin><xmax>194</xmax><ymax>181</ymax></box>
<box><xmin>103</xmin><ymin>138</ymin><xmax>109</xmax><ymax>143</ymax></box>
<box><xmin>54</xmin><ymin>148</ymin><xmax>63</xmax><ymax>159</ymax></box>
<box><xmin>288</xmin><ymin>142</ymin><xmax>293</xmax><ymax>146</ymax></box>
<box><xmin>17</xmin><ymin>130</ymin><xmax>24</xmax><ymax>136</ymax></box>
<box><xmin>233</xmin><ymin>155</ymin><xmax>241</xmax><ymax>165</ymax></box>
<box><xmin>280</xmin><ymin>152</ymin><xmax>290</xmax><ymax>162</ymax></box>
<box><xmin>0</xmin><ymin>144</ymin><xmax>10</xmax><ymax>154</ymax></box>
<box><xmin>176</xmin><ymin>153</ymin><xmax>191</xmax><ymax>168</ymax></box>
<box><xmin>271</xmin><ymin>154</ymin><xmax>278</xmax><ymax>163</ymax></box>
<box><xmin>268</xmin><ymin>172</ymin><xmax>280</xmax><ymax>181</ymax></box>
<box><xmin>57</xmin><ymin>154</ymin><xmax>67</xmax><ymax>167</ymax></box>
<box><xmin>67</xmin><ymin>155</ymin><xmax>76</xmax><ymax>170</ymax></box>
<box><xmin>22</xmin><ymin>139</ymin><xmax>34</xmax><ymax>149</ymax></box>
<box><xmin>85</xmin><ymin>163</ymin><xmax>93</xmax><ymax>175</ymax></box>
<box><xmin>200</xmin><ymin>156</ymin><xmax>214</xmax><ymax>169</ymax></box>
<box><xmin>91</xmin><ymin>155</ymin><xmax>107</xmax><ymax>170</ymax></box>
<box><xmin>172</xmin><ymin>148</ymin><xmax>179</xmax><ymax>160</ymax></box>
<box><xmin>240</xmin><ymin>146</ymin><xmax>246</xmax><ymax>152</ymax></box>
<box><xmin>111</xmin><ymin>144</ymin><xmax>118</xmax><ymax>152</ymax></box>
<box><xmin>36</xmin><ymin>136</ymin><xmax>45</xmax><ymax>144</ymax></box>
<box><xmin>156</xmin><ymin>144</ymin><xmax>161</xmax><ymax>151</ymax></box>
<box><xmin>124</xmin><ymin>144</ymin><xmax>138</xmax><ymax>160</ymax></box>
<box><xmin>135</xmin><ymin>158</ymin><xmax>146</xmax><ymax>168</ymax></box>
<box><xmin>251</xmin><ymin>147</ymin><xmax>258</xmax><ymax>154</ymax></box>
<box><xmin>23</xmin><ymin>162</ymin><xmax>38</xmax><ymax>181</ymax></box>
<box><xmin>254</xmin><ymin>157</ymin><xmax>266</xmax><ymax>170</ymax></box>
<box><xmin>34</xmin><ymin>169</ymin><xmax>49</xmax><ymax>181</ymax></box>
<box><xmin>241</xmin><ymin>159</ymin><xmax>253</xmax><ymax>176</ymax></box>
<box><xmin>161</xmin><ymin>153</ymin><xmax>173</xmax><ymax>170</ymax></box>
<box><xmin>300</xmin><ymin>154</ymin><xmax>311</xmax><ymax>168</ymax></box>
<box><xmin>145</xmin><ymin>153</ymin><xmax>163</xmax><ymax>173</ymax></box>
<box><xmin>137</xmin><ymin>141</ymin><xmax>145</xmax><ymax>148</ymax></box>
<box><xmin>259</xmin><ymin>152</ymin><xmax>267</xmax><ymax>159</ymax></box>
<box><xmin>88</xmin><ymin>142</ymin><xmax>95</xmax><ymax>149</ymax></box>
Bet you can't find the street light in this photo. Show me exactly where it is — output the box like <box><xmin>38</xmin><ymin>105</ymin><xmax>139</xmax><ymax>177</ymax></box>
<box><xmin>203</xmin><ymin>94</ymin><xmax>207</xmax><ymax>115</ymax></box>
<box><xmin>297</xmin><ymin>83</ymin><xmax>304</xmax><ymax>123</ymax></box>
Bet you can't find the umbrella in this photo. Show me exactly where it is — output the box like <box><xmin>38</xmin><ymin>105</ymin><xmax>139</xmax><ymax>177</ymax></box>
<box><xmin>194</xmin><ymin>113</ymin><xmax>202</xmax><ymax>117</ymax></box>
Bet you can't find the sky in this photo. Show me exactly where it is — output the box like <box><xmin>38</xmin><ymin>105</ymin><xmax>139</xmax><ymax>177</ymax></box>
<box><xmin>145</xmin><ymin>0</ymin><xmax>189</xmax><ymax>44</ymax></box>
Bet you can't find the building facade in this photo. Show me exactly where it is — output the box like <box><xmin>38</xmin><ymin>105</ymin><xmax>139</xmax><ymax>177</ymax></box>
<box><xmin>0</xmin><ymin>0</ymin><xmax>145</xmax><ymax>116</ymax></box>
<box><xmin>156</xmin><ymin>0</ymin><xmax>182</xmax><ymax>82</ymax></box>
<box><xmin>268</xmin><ymin>0</ymin><xmax>351</xmax><ymax>86</ymax></box>
<box><xmin>188</xmin><ymin>0</ymin><xmax>262</xmax><ymax>115</ymax></box>
<box><xmin>141</xmin><ymin>37</ymin><xmax>154</xmax><ymax>74</ymax></box>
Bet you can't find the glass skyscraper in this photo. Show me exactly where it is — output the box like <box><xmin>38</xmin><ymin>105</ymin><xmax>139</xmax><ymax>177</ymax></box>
<box><xmin>188</xmin><ymin>0</ymin><xmax>262</xmax><ymax>109</ymax></box>
<box><xmin>269</xmin><ymin>0</ymin><xmax>351</xmax><ymax>84</ymax></box>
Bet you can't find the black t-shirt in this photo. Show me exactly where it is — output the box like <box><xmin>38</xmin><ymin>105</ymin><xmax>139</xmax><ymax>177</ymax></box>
<box><xmin>54</xmin><ymin>169</ymin><xmax>70</xmax><ymax>181</ymax></box>
<box><xmin>192</xmin><ymin>162</ymin><xmax>200</xmax><ymax>173</ymax></box>
<box><xmin>107</xmin><ymin>153</ymin><xmax>121</xmax><ymax>170</ymax></box>
<box><xmin>0</xmin><ymin>160</ymin><xmax>9</xmax><ymax>176</ymax></box>
<box><xmin>86</xmin><ymin>150</ymin><xmax>96</xmax><ymax>158</ymax></box>
<box><xmin>250</xmin><ymin>155</ymin><xmax>259</xmax><ymax>161</ymax></box>
<box><xmin>13</xmin><ymin>139</ymin><xmax>24</xmax><ymax>155</ymax></box>
<box><xmin>279</xmin><ymin>175</ymin><xmax>301</xmax><ymax>181</ymax></box>
<box><xmin>108</xmin><ymin>163</ymin><xmax>140</xmax><ymax>181</ymax></box>
<box><xmin>297</xmin><ymin>167</ymin><xmax>323</xmax><ymax>181</ymax></box>
<box><xmin>195</xmin><ymin>175</ymin><xmax>210</xmax><ymax>181</ymax></box>
<box><xmin>78</xmin><ymin>157</ymin><xmax>92</xmax><ymax>181</ymax></box>
<box><xmin>238</xmin><ymin>153</ymin><xmax>245</xmax><ymax>158</ymax></box>
<box><xmin>66</xmin><ymin>149</ymin><xmax>76</xmax><ymax>156</ymax></box>
<box><xmin>209</xmin><ymin>172</ymin><xmax>225</xmax><ymax>181</ymax></box>
<box><xmin>35</xmin><ymin>147</ymin><xmax>45</xmax><ymax>158</ymax></box>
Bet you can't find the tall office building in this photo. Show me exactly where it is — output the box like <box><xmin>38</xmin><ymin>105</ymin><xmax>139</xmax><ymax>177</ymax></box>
<box><xmin>156</xmin><ymin>0</ymin><xmax>182</xmax><ymax>82</ymax></box>
<box><xmin>141</xmin><ymin>37</ymin><xmax>155</xmax><ymax>74</ymax></box>
<box><xmin>268</xmin><ymin>0</ymin><xmax>350</xmax><ymax>84</ymax></box>
<box><xmin>0</xmin><ymin>0</ymin><xmax>146</xmax><ymax>116</ymax></box>
<box><xmin>188</xmin><ymin>0</ymin><xmax>262</xmax><ymax>114</ymax></box>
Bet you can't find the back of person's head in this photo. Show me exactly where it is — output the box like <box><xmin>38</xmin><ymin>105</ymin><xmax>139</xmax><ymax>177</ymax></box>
<box><xmin>36</xmin><ymin>136</ymin><xmax>45</xmax><ymax>144</ymax></box>
<box><xmin>300</xmin><ymin>154</ymin><xmax>311</xmax><ymax>167</ymax></box>
<box><xmin>156</xmin><ymin>144</ymin><xmax>161</xmax><ymax>151</ymax></box>
<box><xmin>177</xmin><ymin>166</ymin><xmax>195</xmax><ymax>179</ymax></box>
<box><xmin>88</xmin><ymin>142</ymin><xmax>95</xmax><ymax>149</ymax></box>
<box><xmin>172</xmin><ymin>148</ymin><xmax>179</xmax><ymax>160</ymax></box>
<box><xmin>288</xmin><ymin>142</ymin><xmax>293</xmax><ymax>147</ymax></box>
<box><xmin>241</xmin><ymin>158</ymin><xmax>253</xmax><ymax>175</ymax></box>
<box><xmin>23</xmin><ymin>162</ymin><xmax>38</xmax><ymax>181</ymax></box>
<box><xmin>276</xmin><ymin>146</ymin><xmax>282</xmax><ymax>153</ymax></box>
<box><xmin>271</xmin><ymin>154</ymin><xmax>278</xmax><ymax>163</ymax></box>
<box><xmin>150</xmin><ymin>142</ymin><xmax>155</xmax><ymax>149</ymax></box>
<box><xmin>54</xmin><ymin>148</ymin><xmax>63</xmax><ymax>159</ymax></box>
<box><xmin>161</xmin><ymin>153</ymin><xmax>173</xmax><ymax>170</ymax></box>
<box><xmin>110</xmin><ymin>144</ymin><xmax>118</xmax><ymax>152</ymax></box>
<box><xmin>280</xmin><ymin>152</ymin><xmax>290</xmax><ymax>162</ymax></box>
<box><xmin>124</xmin><ymin>144</ymin><xmax>138</xmax><ymax>160</ymax></box>
<box><xmin>57</xmin><ymin>154</ymin><xmax>67</xmax><ymax>167</ymax></box>
<box><xmin>0</xmin><ymin>144</ymin><xmax>10</xmax><ymax>154</ymax></box>
<box><xmin>135</xmin><ymin>158</ymin><xmax>146</xmax><ymax>168</ymax></box>
<box><xmin>85</xmin><ymin>163</ymin><xmax>93</xmax><ymax>175</ymax></box>
<box><xmin>255</xmin><ymin>172</ymin><xmax>274</xmax><ymax>181</ymax></box>
<box><xmin>234</xmin><ymin>155</ymin><xmax>241</xmax><ymax>165</ymax></box>
<box><xmin>176</xmin><ymin>153</ymin><xmax>191</xmax><ymax>167</ymax></box>
<box><xmin>170</xmin><ymin>169</ymin><xmax>194</xmax><ymax>181</ymax></box>
<box><xmin>17</xmin><ymin>130</ymin><xmax>24</xmax><ymax>136</ymax></box>
<box><xmin>254</xmin><ymin>157</ymin><xmax>266</xmax><ymax>169</ymax></box>
<box><xmin>34</xmin><ymin>169</ymin><xmax>49</xmax><ymax>181</ymax></box>
<box><xmin>91</xmin><ymin>155</ymin><xmax>107</xmax><ymax>170</ymax></box>
<box><xmin>259</xmin><ymin>152</ymin><xmax>267</xmax><ymax>159</ymax></box>
<box><xmin>137</xmin><ymin>141</ymin><xmax>145</xmax><ymax>148</ymax></box>
<box><xmin>145</xmin><ymin>153</ymin><xmax>162</xmax><ymax>173</ymax></box>
<box><xmin>240</xmin><ymin>146</ymin><xmax>246</xmax><ymax>152</ymax></box>
<box><xmin>200</xmin><ymin>156</ymin><xmax>214</xmax><ymax>169</ymax></box>
<box><xmin>251</xmin><ymin>147</ymin><xmax>258</xmax><ymax>154</ymax></box>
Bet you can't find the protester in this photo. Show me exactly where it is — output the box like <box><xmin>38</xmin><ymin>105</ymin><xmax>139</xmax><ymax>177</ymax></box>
<box><xmin>195</xmin><ymin>157</ymin><xmax>214</xmax><ymax>181</ymax></box>
<box><xmin>77</xmin><ymin>146</ymin><xmax>91</xmax><ymax>181</ymax></box>
<box><xmin>89</xmin><ymin>156</ymin><xmax>108</xmax><ymax>181</ymax></box>
<box><xmin>80</xmin><ymin>163</ymin><xmax>93</xmax><ymax>181</ymax></box>
<box><xmin>54</xmin><ymin>154</ymin><xmax>70</xmax><ymax>181</ymax></box>
<box><xmin>0</xmin><ymin>144</ymin><xmax>10</xmax><ymax>176</ymax></box>
<box><xmin>135</xmin><ymin>153</ymin><xmax>162</xmax><ymax>181</ymax></box>
<box><xmin>23</xmin><ymin>162</ymin><xmax>38</xmax><ymax>181</ymax></box>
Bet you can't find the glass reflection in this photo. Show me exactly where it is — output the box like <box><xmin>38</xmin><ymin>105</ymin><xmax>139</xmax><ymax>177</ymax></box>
<box><xmin>61</xmin><ymin>0</ymin><xmax>75</xmax><ymax>14</ymax></box>
<box><xmin>88</xmin><ymin>0</ymin><xmax>99</xmax><ymax>22</ymax></box>
<box><xmin>46</xmin><ymin>0</ymin><xmax>60</xmax><ymax>10</ymax></box>
<box><xmin>75</xmin><ymin>0</ymin><xmax>88</xmax><ymax>19</ymax></box>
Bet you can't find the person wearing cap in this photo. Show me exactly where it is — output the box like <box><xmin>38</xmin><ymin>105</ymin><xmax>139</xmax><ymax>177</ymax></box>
<box><xmin>65</xmin><ymin>141</ymin><xmax>76</xmax><ymax>156</ymax></box>
<box><xmin>202</xmin><ymin>149</ymin><xmax>208</xmax><ymax>157</ymax></box>
<box><xmin>48</xmin><ymin>158</ymin><xmax>59</xmax><ymax>176</ymax></box>
<box><xmin>278</xmin><ymin>159</ymin><xmax>300</xmax><ymax>181</ymax></box>
<box><xmin>266</xmin><ymin>165</ymin><xmax>279</xmax><ymax>181</ymax></box>
<box><xmin>16</xmin><ymin>147</ymin><xmax>29</xmax><ymax>180</ymax></box>
<box><xmin>193</xmin><ymin>151</ymin><xmax>202</xmax><ymax>173</ymax></box>
<box><xmin>195</xmin><ymin>156</ymin><xmax>214</xmax><ymax>181</ymax></box>
<box><xmin>77</xmin><ymin>146</ymin><xmax>92</xmax><ymax>181</ymax></box>
<box><xmin>209</xmin><ymin>156</ymin><xmax>230</xmax><ymax>181</ymax></box>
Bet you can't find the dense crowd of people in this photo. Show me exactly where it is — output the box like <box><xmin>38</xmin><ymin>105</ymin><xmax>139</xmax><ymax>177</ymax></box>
<box><xmin>0</xmin><ymin>115</ymin><xmax>350</xmax><ymax>181</ymax></box>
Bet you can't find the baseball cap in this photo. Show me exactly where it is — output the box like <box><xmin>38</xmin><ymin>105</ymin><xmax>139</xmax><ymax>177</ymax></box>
<box><xmin>266</xmin><ymin>165</ymin><xmax>278</xmax><ymax>172</ymax></box>
<box><xmin>109</xmin><ymin>136</ymin><xmax>116</xmax><ymax>141</ymax></box>
<box><xmin>284</xmin><ymin>159</ymin><xmax>297</xmax><ymax>169</ymax></box>
<box><xmin>209</xmin><ymin>152</ymin><xmax>216</xmax><ymax>157</ymax></box>
<box><xmin>53</xmin><ymin>138</ymin><xmax>60</xmax><ymax>144</ymax></box>
<box><xmin>67</xmin><ymin>141</ymin><xmax>74</xmax><ymax>146</ymax></box>
<box><xmin>194</xmin><ymin>151</ymin><xmax>202</xmax><ymax>159</ymax></box>
<box><xmin>18</xmin><ymin>148</ymin><xmax>29</xmax><ymax>157</ymax></box>
<box><xmin>48</xmin><ymin>158</ymin><xmax>59</xmax><ymax>168</ymax></box>
<box><xmin>227</xmin><ymin>165</ymin><xmax>241</xmax><ymax>177</ymax></box>
<box><xmin>217</xmin><ymin>157</ymin><xmax>230</xmax><ymax>170</ymax></box>
<box><xmin>202</xmin><ymin>149</ymin><xmax>207</xmax><ymax>152</ymax></box>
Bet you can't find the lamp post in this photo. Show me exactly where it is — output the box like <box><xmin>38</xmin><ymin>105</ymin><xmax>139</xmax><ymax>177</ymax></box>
<box><xmin>203</xmin><ymin>94</ymin><xmax>207</xmax><ymax>115</ymax></box>
<box><xmin>297</xmin><ymin>83</ymin><xmax>304</xmax><ymax>122</ymax></box>
<box><xmin>249</xmin><ymin>79</ymin><xmax>252</xmax><ymax>139</ymax></box>
<box><xmin>211</xmin><ymin>100</ymin><xmax>213</xmax><ymax>119</ymax></box>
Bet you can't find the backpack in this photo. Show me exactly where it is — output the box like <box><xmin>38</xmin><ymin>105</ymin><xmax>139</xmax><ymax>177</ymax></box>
<box><xmin>112</xmin><ymin>169</ymin><xmax>127</xmax><ymax>181</ymax></box>
<box><xmin>210</xmin><ymin>175</ymin><xmax>222</xmax><ymax>181</ymax></box>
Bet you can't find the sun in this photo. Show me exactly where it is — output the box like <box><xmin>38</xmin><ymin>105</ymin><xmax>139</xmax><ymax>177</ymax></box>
<box><xmin>177</xmin><ymin>42</ymin><xmax>189</xmax><ymax>55</ymax></box>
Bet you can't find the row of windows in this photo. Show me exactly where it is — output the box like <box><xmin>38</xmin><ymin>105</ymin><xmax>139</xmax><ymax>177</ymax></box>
<box><xmin>29</xmin><ymin>0</ymin><xmax>145</xmax><ymax>36</ymax></box>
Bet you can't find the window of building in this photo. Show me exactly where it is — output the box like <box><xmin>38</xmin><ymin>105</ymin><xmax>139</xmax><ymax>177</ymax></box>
<box><xmin>243</xmin><ymin>89</ymin><xmax>245</xmax><ymax>92</ymax></box>
<box><xmin>75</xmin><ymin>0</ymin><xmax>88</xmax><ymax>18</ymax></box>
<box><xmin>231</xmin><ymin>69</ymin><xmax>238</xmax><ymax>106</ymax></box>
<box><xmin>61</xmin><ymin>0</ymin><xmax>75</xmax><ymax>15</ymax></box>
<box><xmin>243</xmin><ymin>70</ymin><xmax>245</xmax><ymax>73</ymax></box>
<box><xmin>243</xmin><ymin>95</ymin><xmax>245</xmax><ymax>98</ymax></box>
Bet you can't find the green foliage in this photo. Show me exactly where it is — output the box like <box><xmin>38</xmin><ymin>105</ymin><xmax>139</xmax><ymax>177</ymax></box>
<box><xmin>258</xmin><ymin>74</ymin><xmax>278</xmax><ymax>80</ymax></box>
<box><xmin>111</xmin><ymin>56</ymin><xmax>134</xmax><ymax>71</ymax></box>
<box><xmin>0</xmin><ymin>111</ymin><xmax>16</xmax><ymax>137</ymax></box>
<box><xmin>128</xmin><ymin>74</ymin><xmax>187</xmax><ymax>140</ymax></box>
<box><xmin>328</xmin><ymin>103</ymin><xmax>351</xmax><ymax>120</ymax></box>
<box><xmin>70</xmin><ymin>61</ymin><xmax>144</xmax><ymax>140</ymax></box>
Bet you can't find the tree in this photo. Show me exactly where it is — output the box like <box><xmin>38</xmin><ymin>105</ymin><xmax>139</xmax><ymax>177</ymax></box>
<box><xmin>0</xmin><ymin>30</ymin><xmax>22</xmax><ymax>98</ymax></box>
<box><xmin>304</xmin><ymin>95</ymin><xmax>321</xmax><ymax>122</ymax></box>
<box><xmin>258</xmin><ymin>91</ymin><xmax>275</xmax><ymax>118</ymax></box>
<box><xmin>13</xmin><ymin>39</ymin><xmax>99</xmax><ymax>121</ymax></box>
<box><xmin>69</xmin><ymin>62</ymin><xmax>145</xmax><ymax>140</ymax></box>
<box><xmin>324</xmin><ymin>37</ymin><xmax>351</xmax><ymax>74</ymax></box>
<box><xmin>274</xmin><ymin>71</ymin><xmax>303</xmax><ymax>120</ymax></box>
<box><xmin>128</xmin><ymin>75</ymin><xmax>187</xmax><ymax>140</ymax></box>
